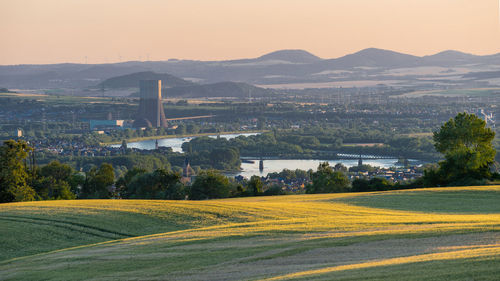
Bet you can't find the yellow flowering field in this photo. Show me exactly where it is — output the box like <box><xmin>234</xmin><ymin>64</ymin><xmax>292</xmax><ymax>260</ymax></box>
<box><xmin>1</xmin><ymin>186</ymin><xmax>499</xmax><ymax>280</ymax></box>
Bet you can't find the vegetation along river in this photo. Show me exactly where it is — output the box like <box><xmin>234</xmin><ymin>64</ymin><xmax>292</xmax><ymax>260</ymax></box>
<box><xmin>110</xmin><ymin>133</ymin><xmax>409</xmax><ymax>178</ymax></box>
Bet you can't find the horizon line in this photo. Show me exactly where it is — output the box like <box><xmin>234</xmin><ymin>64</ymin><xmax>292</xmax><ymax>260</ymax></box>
<box><xmin>2</xmin><ymin>47</ymin><xmax>500</xmax><ymax>67</ymax></box>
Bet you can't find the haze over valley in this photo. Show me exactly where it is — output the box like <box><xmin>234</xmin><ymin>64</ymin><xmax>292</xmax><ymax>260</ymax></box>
<box><xmin>2</xmin><ymin>48</ymin><xmax>500</xmax><ymax>98</ymax></box>
<box><xmin>2</xmin><ymin>1</ymin><xmax>500</xmax><ymax>280</ymax></box>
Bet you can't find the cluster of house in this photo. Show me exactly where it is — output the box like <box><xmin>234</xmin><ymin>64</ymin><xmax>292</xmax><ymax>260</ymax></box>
<box><xmin>26</xmin><ymin>139</ymin><xmax>129</xmax><ymax>157</ymax></box>
<box><xmin>234</xmin><ymin>166</ymin><xmax>424</xmax><ymax>193</ymax></box>
<box><xmin>349</xmin><ymin>167</ymin><xmax>424</xmax><ymax>182</ymax></box>
<box><xmin>265</xmin><ymin>177</ymin><xmax>310</xmax><ymax>193</ymax></box>
<box><xmin>233</xmin><ymin>175</ymin><xmax>309</xmax><ymax>193</ymax></box>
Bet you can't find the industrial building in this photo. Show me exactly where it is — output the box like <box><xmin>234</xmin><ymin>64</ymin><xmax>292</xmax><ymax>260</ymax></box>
<box><xmin>133</xmin><ymin>80</ymin><xmax>167</xmax><ymax>128</ymax></box>
<box><xmin>89</xmin><ymin>120</ymin><xmax>125</xmax><ymax>130</ymax></box>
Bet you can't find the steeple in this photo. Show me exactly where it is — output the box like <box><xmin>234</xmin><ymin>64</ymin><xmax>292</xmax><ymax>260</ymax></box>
<box><xmin>183</xmin><ymin>158</ymin><xmax>192</xmax><ymax>177</ymax></box>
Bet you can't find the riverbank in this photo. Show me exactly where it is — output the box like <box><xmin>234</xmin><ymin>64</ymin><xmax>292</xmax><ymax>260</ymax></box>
<box><xmin>100</xmin><ymin>130</ymin><xmax>269</xmax><ymax>145</ymax></box>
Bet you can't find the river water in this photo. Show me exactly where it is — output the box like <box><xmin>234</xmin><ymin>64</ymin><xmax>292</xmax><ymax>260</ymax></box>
<box><xmin>110</xmin><ymin>133</ymin><xmax>260</xmax><ymax>152</ymax></box>
<box><xmin>233</xmin><ymin>158</ymin><xmax>402</xmax><ymax>178</ymax></box>
<box><xmin>110</xmin><ymin>133</ymin><xmax>404</xmax><ymax>178</ymax></box>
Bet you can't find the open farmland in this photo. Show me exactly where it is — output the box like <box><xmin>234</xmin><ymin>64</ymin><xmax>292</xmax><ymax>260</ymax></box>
<box><xmin>0</xmin><ymin>92</ymin><xmax>117</xmax><ymax>105</ymax></box>
<box><xmin>396</xmin><ymin>88</ymin><xmax>500</xmax><ymax>98</ymax></box>
<box><xmin>1</xmin><ymin>186</ymin><xmax>499</xmax><ymax>280</ymax></box>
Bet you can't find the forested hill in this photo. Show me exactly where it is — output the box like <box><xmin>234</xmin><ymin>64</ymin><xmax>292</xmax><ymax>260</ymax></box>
<box><xmin>98</xmin><ymin>71</ymin><xmax>277</xmax><ymax>98</ymax></box>
<box><xmin>98</xmin><ymin>71</ymin><xmax>195</xmax><ymax>89</ymax></box>
<box><xmin>4</xmin><ymin>48</ymin><xmax>500</xmax><ymax>90</ymax></box>
<box><xmin>164</xmin><ymin>82</ymin><xmax>277</xmax><ymax>98</ymax></box>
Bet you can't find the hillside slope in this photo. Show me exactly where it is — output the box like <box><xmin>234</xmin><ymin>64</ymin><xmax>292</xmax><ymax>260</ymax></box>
<box><xmin>165</xmin><ymin>81</ymin><xmax>277</xmax><ymax>98</ymax></box>
<box><xmin>99</xmin><ymin>71</ymin><xmax>195</xmax><ymax>89</ymax></box>
<box><xmin>256</xmin><ymin>49</ymin><xmax>322</xmax><ymax>63</ymax></box>
<box><xmin>1</xmin><ymin>186</ymin><xmax>499</xmax><ymax>280</ymax></box>
<box><xmin>3</xmin><ymin>49</ymin><xmax>500</xmax><ymax>89</ymax></box>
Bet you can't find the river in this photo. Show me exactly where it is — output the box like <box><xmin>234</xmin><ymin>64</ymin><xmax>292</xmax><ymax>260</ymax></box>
<box><xmin>232</xmin><ymin>158</ymin><xmax>403</xmax><ymax>178</ymax></box>
<box><xmin>110</xmin><ymin>133</ymin><xmax>260</xmax><ymax>152</ymax></box>
<box><xmin>109</xmin><ymin>133</ymin><xmax>407</xmax><ymax>178</ymax></box>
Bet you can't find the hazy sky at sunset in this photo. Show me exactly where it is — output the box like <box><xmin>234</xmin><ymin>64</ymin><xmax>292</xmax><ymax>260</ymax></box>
<box><xmin>1</xmin><ymin>0</ymin><xmax>500</xmax><ymax>64</ymax></box>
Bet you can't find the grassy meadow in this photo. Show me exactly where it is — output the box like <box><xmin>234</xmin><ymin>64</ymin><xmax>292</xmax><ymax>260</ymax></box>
<box><xmin>1</xmin><ymin>186</ymin><xmax>499</xmax><ymax>280</ymax></box>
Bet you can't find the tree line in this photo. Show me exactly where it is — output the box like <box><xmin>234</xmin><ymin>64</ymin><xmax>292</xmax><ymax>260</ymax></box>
<box><xmin>1</xmin><ymin>113</ymin><xmax>498</xmax><ymax>203</ymax></box>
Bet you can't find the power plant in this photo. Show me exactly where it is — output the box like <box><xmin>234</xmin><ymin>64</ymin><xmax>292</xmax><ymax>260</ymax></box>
<box><xmin>133</xmin><ymin>80</ymin><xmax>167</xmax><ymax>128</ymax></box>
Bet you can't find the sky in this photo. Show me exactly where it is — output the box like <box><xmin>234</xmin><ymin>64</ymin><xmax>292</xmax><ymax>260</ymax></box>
<box><xmin>1</xmin><ymin>0</ymin><xmax>500</xmax><ymax>64</ymax></box>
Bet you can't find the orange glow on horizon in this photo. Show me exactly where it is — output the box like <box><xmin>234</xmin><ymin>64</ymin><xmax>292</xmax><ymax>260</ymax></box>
<box><xmin>1</xmin><ymin>0</ymin><xmax>499</xmax><ymax>64</ymax></box>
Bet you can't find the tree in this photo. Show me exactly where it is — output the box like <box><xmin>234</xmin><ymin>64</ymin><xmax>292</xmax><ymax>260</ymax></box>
<box><xmin>124</xmin><ymin>169</ymin><xmax>184</xmax><ymax>199</ymax></box>
<box><xmin>40</xmin><ymin>161</ymin><xmax>73</xmax><ymax>182</ymax></box>
<box><xmin>187</xmin><ymin>124</ymin><xmax>200</xmax><ymax>134</ymax></box>
<box><xmin>67</xmin><ymin>173</ymin><xmax>85</xmax><ymax>195</ymax></box>
<box><xmin>32</xmin><ymin>177</ymin><xmax>76</xmax><ymax>200</ymax></box>
<box><xmin>189</xmin><ymin>170</ymin><xmax>230</xmax><ymax>200</ymax></box>
<box><xmin>115</xmin><ymin>167</ymin><xmax>147</xmax><ymax>198</ymax></box>
<box><xmin>155</xmin><ymin>169</ymin><xmax>184</xmax><ymax>200</ymax></box>
<box><xmin>175</xmin><ymin>124</ymin><xmax>187</xmax><ymax>135</ymax></box>
<box><xmin>263</xmin><ymin>185</ymin><xmax>286</xmax><ymax>196</ymax></box>
<box><xmin>33</xmin><ymin>160</ymin><xmax>77</xmax><ymax>200</ymax></box>
<box><xmin>306</xmin><ymin>162</ymin><xmax>350</xmax><ymax>194</ymax></box>
<box><xmin>431</xmin><ymin>112</ymin><xmax>496</xmax><ymax>185</ymax></box>
<box><xmin>257</xmin><ymin>117</ymin><xmax>266</xmax><ymax>130</ymax></box>
<box><xmin>0</xmin><ymin>140</ymin><xmax>36</xmax><ymax>202</ymax></box>
<box><xmin>121</xmin><ymin>139</ymin><xmax>127</xmax><ymax>150</ymax></box>
<box><xmin>334</xmin><ymin>163</ymin><xmax>348</xmax><ymax>172</ymax></box>
<box><xmin>349</xmin><ymin>164</ymin><xmax>376</xmax><ymax>173</ymax></box>
<box><xmin>247</xmin><ymin>175</ymin><xmax>263</xmax><ymax>196</ymax></box>
<box><xmin>209</xmin><ymin>148</ymin><xmax>240</xmax><ymax>170</ymax></box>
<box><xmin>81</xmin><ymin>163</ymin><xmax>115</xmax><ymax>198</ymax></box>
<box><xmin>352</xmin><ymin>177</ymin><xmax>393</xmax><ymax>192</ymax></box>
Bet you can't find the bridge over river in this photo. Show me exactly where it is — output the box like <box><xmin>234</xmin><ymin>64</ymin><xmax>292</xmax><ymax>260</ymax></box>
<box><xmin>241</xmin><ymin>152</ymin><xmax>397</xmax><ymax>161</ymax></box>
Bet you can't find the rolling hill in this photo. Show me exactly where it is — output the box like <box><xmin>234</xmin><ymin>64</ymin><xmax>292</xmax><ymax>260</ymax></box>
<box><xmin>111</xmin><ymin>73</ymin><xmax>278</xmax><ymax>98</ymax></box>
<box><xmin>255</xmin><ymin>49</ymin><xmax>322</xmax><ymax>63</ymax></box>
<box><xmin>1</xmin><ymin>186</ymin><xmax>499</xmax><ymax>280</ymax></box>
<box><xmin>99</xmin><ymin>71</ymin><xmax>195</xmax><ymax>89</ymax></box>
<box><xmin>3</xmin><ymin>48</ymin><xmax>500</xmax><ymax>90</ymax></box>
<box><xmin>422</xmin><ymin>50</ymin><xmax>478</xmax><ymax>65</ymax></box>
<box><xmin>165</xmin><ymin>81</ymin><xmax>278</xmax><ymax>98</ymax></box>
<box><xmin>323</xmin><ymin>48</ymin><xmax>421</xmax><ymax>68</ymax></box>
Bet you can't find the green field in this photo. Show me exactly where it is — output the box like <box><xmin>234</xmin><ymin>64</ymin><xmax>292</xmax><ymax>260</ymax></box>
<box><xmin>1</xmin><ymin>186</ymin><xmax>499</xmax><ymax>280</ymax></box>
<box><xmin>0</xmin><ymin>92</ymin><xmax>118</xmax><ymax>105</ymax></box>
<box><xmin>0</xmin><ymin>92</ymin><xmax>234</xmax><ymax>107</ymax></box>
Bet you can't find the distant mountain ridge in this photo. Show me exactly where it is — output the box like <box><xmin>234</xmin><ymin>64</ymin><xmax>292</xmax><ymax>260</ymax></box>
<box><xmin>110</xmin><ymin>71</ymin><xmax>278</xmax><ymax>98</ymax></box>
<box><xmin>422</xmin><ymin>50</ymin><xmax>479</xmax><ymax>65</ymax></box>
<box><xmin>165</xmin><ymin>81</ymin><xmax>277</xmax><ymax>98</ymax></box>
<box><xmin>99</xmin><ymin>71</ymin><xmax>194</xmax><ymax>89</ymax></box>
<box><xmin>322</xmin><ymin>48</ymin><xmax>420</xmax><ymax>68</ymax></box>
<box><xmin>2</xmin><ymin>48</ymin><xmax>500</xmax><ymax>90</ymax></box>
<box><xmin>255</xmin><ymin>49</ymin><xmax>322</xmax><ymax>63</ymax></box>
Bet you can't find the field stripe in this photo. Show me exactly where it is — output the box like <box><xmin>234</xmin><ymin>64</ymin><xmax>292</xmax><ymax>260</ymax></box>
<box><xmin>0</xmin><ymin>215</ymin><xmax>133</xmax><ymax>238</ymax></box>
<box><xmin>258</xmin><ymin>245</ymin><xmax>500</xmax><ymax>280</ymax></box>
